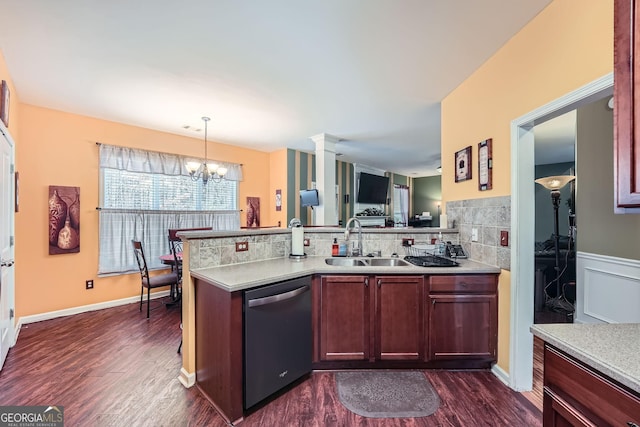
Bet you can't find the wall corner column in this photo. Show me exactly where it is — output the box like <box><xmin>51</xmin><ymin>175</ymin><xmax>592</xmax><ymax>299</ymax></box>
<box><xmin>310</xmin><ymin>133</ymin><xmax>339</xmax><ymax>225</ymax></box>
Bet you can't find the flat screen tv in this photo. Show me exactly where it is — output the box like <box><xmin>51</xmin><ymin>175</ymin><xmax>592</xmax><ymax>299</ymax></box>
<box><xmin>300</xmin><ymin>189</ymin><xmax>319</xmax><ymax>207</ymax></box>
<box><xmin>357</xmin><ymin>172</ymin><xmax>389</xmax><ymax>204</ymax></box>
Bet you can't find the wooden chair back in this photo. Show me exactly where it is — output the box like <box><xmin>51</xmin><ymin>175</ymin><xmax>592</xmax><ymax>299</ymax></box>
<box><xmin>131</xmin><ymin>240</ymin><xmax>150</xmax><ymax>281</ymax></box>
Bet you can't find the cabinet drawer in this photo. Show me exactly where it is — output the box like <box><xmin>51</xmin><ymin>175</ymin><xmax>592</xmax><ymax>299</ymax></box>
<box><xmin>428</xmin><ymin>275</ymin><xmax>497</xmax><ymax>293</ymax></box>
<box><xmin>544</xmin><ymin>345</ymin><xmax>640</xmax><ymax>426</ymax></box>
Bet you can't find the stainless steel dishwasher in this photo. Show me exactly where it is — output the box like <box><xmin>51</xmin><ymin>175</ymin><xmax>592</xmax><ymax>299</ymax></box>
<box><xmin>243</xmin><ymin>275</ymin><xmax>312</xmax><ymax>409</ymax></box>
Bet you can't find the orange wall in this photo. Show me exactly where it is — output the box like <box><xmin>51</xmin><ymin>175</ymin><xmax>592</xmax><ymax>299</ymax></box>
<box><xmin>15</xmin><ymin>104</ymin><xmax>271</xmax><ymax>317</ymax></box>
<box><xmin>0</xmin><ymin>51</ymin><xmax>20</xmax><ymax>141</ymax></box>
<box><xmin>269</xmin><ymin>149</ymin><xmax>289</xmax><ymax>228</ymax></box>
<box><xmin>441</xmin><ymin>0</ymin><xmax>613</xmax><ymax>372</ymax></box>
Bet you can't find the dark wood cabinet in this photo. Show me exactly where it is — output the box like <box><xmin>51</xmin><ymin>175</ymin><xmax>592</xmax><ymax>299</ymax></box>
<box><xmin>317</xmin><ymin>275</ymin><xmax>370</xmax><ymax>361</ymax></box>
<box><xmin>316</xmin><ymin>273</ymin><xmax>497</xmax><ymax>369</ymax></box>
<box><xmin>427</xmin><ymin>275</ymin><xmax>498</xmax><ymax>362</ymax></box>
<box><xmin>374</xmin><ymin>275</ymin><xmax>424</xmax><ymax>361</ymax></box>
<box><xmin>316</xmin><ymin>274</ymin><xmax>424</xmax><ymax>363</ymax></box>
<box><xmin>543</xmin><ymin>344</ymin><xmax>640</xmax><ymax>426</ymax></box>
<box><xmin>614</xmin><ymin>0</ymin><xmax>640</xmax><ymax>212</ymax></box>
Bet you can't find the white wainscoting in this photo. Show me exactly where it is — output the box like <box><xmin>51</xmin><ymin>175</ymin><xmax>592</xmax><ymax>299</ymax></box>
<box><xmin>576</xmin><ymin>252</ymin><xmax>640</xmax><ymax>323</ymax></box>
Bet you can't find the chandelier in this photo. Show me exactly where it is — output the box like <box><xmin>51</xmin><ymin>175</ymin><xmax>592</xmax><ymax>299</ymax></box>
<box><xmin>185</xmin><ymin>116</ymin><xmax>228</xmax><ymax>185</ymax></box>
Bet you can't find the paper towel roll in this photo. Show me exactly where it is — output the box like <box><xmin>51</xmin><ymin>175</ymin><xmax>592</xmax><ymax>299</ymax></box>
<box><xmin>439</xmin><ymin>214</ymin><xmax>448</xmax><ymax>228</ymax></box>
<box><xmin>292</xmin><ymin>226</ymin><xmax>305</xmax><ymax>255</ymax></box>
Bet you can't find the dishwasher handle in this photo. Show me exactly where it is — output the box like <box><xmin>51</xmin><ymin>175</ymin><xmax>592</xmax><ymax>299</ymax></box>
<box><xmin>247</xmin><ymin>285</ymin><xmax>310</xmax><ymax>308</ymax></box>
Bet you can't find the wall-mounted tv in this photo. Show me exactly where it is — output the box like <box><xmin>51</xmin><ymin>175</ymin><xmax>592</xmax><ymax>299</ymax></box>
<box><xmin>300</xmin><ymin>189</ymin><xmax>320</xmax><ymax>207</ymax></box>
<box><xmin>357</xmin><ymin>172</ymin><xmax>389</xmax><ymax>204</ymax></box>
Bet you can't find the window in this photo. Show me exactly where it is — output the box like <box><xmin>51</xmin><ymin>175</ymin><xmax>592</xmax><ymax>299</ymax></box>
<box><xmin>393</xmin><ymin>184</ymin><xmax>409</xmax><ymax>226</ymax></box>
<box><xmin>102</xmin><ymin>169</ymin><xmax>237</xmax><ymax>211</ymax></box>
<box><xmin>98</xmin><ymin>144</ymin><xmax>242</xmax><ymax>275</ymax></box>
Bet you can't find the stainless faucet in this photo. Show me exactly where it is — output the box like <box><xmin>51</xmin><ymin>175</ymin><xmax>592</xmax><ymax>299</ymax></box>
<box><xmin>344</xmin><ymin>217</ymin><xmax>362</xmax><ymax>257</ymax></box>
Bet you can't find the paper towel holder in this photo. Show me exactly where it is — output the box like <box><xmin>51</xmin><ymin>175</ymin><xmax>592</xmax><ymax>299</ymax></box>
<box><xmin>289</xmin><ymin>218</ymin><xmax>307</xmax><ymax>259</ymax></box>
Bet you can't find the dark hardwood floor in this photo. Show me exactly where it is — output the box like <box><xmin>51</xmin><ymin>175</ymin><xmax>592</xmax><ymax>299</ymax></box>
<box><xmin>0</xmin><ymin>301</ymin><xmax>541</xmax><ymax>426</ymax></box>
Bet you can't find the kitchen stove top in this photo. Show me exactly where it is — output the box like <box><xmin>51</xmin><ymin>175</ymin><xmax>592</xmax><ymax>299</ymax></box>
<box><xmin>404</xmin><ymin>255</ymin><xmax>459</xmax><ymax>267</ymax></box>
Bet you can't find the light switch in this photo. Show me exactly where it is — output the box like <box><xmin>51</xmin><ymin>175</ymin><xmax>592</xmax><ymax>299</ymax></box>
<box><xmin>471</xmin><ymin>228</ymin><xmax>479</xmax><ymax>242</ymax></box>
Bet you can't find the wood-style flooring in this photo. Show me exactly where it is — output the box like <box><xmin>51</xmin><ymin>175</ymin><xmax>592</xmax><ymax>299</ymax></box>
<box><xmin>0</xmin><ymin>300</ymin><xmax>542</xmax><ymax>426</ymax></box>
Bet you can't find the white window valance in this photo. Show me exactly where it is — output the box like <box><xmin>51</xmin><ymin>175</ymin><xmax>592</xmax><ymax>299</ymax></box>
<box><xmin>99</xmin><ymin>143</ymin><xmax>243</xmax><ymax>181</ymax></box>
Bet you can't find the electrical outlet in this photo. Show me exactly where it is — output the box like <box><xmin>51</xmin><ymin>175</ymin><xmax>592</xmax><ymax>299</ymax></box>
<box><xmin>500</xmin><ymin>230</ymin><xmax>509</xmax><ymax>247</ymax></box>
<box><xmin>303</xmin><ymin>238</ymin><xmax>310</xmax><ymax>246</ymax></box>
<box><xmin>471</xmin><ymin>228</ymin><xmax>479</xmax><ymax>242</ymax></box>
<box><xmin>402</xmin><ymin>238</ymin><xmax>414</xmax><ymax>247</ymax></box>
<box><xmin>86</xmin><ymin>279</ymin><xmax>94</xmax><ymax>290</ymax></box>
<box><xmin>235</xmin><ymin>241</ymin><xmax>249</xmax><ymax>252</ymax></box>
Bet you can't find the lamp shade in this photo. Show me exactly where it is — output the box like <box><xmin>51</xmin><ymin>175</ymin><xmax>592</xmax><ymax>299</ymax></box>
<box><xmin>534</xmin><ymin>175</ymin><xmax>575</xmax><ymax>190</ymax></box>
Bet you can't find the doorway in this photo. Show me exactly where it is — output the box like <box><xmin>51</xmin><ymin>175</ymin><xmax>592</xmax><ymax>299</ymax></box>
<box><xmin>533</xmin><ymin>111</ymin><xmax>577</xmax><ymax>324</ymax></box>
<box><xmin>508</xmin><ymin>73</ymin><xmax>613</xmax><ymax>391</ymax></box>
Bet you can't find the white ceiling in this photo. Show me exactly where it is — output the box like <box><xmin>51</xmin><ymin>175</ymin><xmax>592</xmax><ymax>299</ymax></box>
<box><xmin>0</xmin><ymin>0</ymin><xmax>552</xmax><ymax>177</ymax></box>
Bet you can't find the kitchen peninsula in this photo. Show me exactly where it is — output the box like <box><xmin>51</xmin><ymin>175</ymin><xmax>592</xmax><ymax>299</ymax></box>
<box><xmin>531</xmin><ymin>323</ymin><xmax>640</xmax><ymax>426</ymax></box>
<box><xmin>177</xmin><ymin>227</ymin><xmax>500</xmax><ymax>424</ymax></box>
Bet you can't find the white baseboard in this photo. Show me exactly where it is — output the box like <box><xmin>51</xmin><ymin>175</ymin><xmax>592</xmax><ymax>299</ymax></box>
<box><xmin>179</xmin><ymin>367</ymin><xmax>196</xmax><ymax>388</ymax></box>
<box><xmin>17</xmin><ymin>290</ymin><xmax>170</xmax><ymax>328</ymax></box>
<box><xmin>576</xmin><ymin>252</ymin><xmax>640</xmax><ymax>324</ymax></box>
<box><xmin>491</xmin><ymin>364</ymin><xmax>511</xmax><ymax>388</ymax></box>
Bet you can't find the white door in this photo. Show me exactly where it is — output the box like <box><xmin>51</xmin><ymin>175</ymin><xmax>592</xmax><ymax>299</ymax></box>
<box><xmin>0</xmin><ymin>124</ymin><xmax>15</xmax><ymax>370</ymax></box>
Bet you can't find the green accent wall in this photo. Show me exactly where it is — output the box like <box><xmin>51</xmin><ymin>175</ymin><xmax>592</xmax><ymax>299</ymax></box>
<box><xmin>286</xmin><ymin>150</ymin><xmax>356</xmax><ymax>226</ymax></box>
<box><xmin>286</xmin><ymin>149</ymin><xmax>296</xmax><ymax>225</ymax></box>
<box><xmin>576</xmin><ymin>97</ymin><xmax>640</xmax><ymax>259</ymax></box>
<box><xmin>413</xmin><ymin>175</ymin><xmax>442</xmax><ymax>226</ymax></box>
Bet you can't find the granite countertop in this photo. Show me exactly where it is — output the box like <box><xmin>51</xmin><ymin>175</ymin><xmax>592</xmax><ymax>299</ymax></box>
<box><xmin>190</xmin><ymin>255</ymin><xmax>500</xmax><ymax>292</ymax></box>
<box><xmin>178</xmin><ymin>226</ymin><xmax>458</xmax><ymax>239</ymax></box>
<box><xmin>530</xmin><ymin>323</ymin><xmax>640</xmax><ymax>394</ymax></box>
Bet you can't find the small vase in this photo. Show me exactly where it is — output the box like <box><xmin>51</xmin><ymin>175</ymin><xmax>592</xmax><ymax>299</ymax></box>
<box><xmin>68</xmin><ymin>190</ymin><xmax>80</xmax><ymax>230</ymax></box>
<box><xmin>57</xmin><ymin>216</ymin><xmax>79</xmax><ymax>250</ymax></box>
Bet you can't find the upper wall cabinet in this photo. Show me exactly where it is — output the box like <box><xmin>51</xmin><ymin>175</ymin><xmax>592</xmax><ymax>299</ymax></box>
<box><xmin>614</xmin><ymin>0</ymin><xmax>640</xmax><ymax>213</ymax></box>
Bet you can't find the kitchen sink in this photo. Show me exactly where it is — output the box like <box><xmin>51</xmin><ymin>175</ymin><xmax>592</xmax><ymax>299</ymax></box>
<box><xmin>365</xmin><ymin>258</ymin><xmax>411</xmax><ymax>267</ymax></box>
<box><xmin>325</xmin><ymin>258</ymin><xmax>411</xmax><ymax>267</ymax></box>
<box><xmin>325</xmin><ymin>258</ymin><xmax>368</xmax><ymax>266</ymax></box>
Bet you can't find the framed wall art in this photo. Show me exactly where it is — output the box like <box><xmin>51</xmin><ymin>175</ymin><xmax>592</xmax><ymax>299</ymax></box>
<box><xmin>14</xmin><ymin>171</ymin><xmax>19</xmax><ymax>212</ymax></box>
<box><xmin>478</xmin><ymin>138</ymin><xmax>493</xmax><ymax>191</ymax></box>
<box><xmin>0</xmin><ymin>80</ymin><xmax>9</xmax><ymax>128</ymax></box>
<box><xmin>455</xmin><ymin>146</ymin><xmax>472</xmax><ymax>183</ymax></box>
<box><xmin>246</xmin><ymin>196</ymin><xmax>260</xmax><ymax>227</ymax></box>
<box><xmin>49</xmin><ymin>186</ymin><xmax>80</xmax><ymax>255</ymax></box>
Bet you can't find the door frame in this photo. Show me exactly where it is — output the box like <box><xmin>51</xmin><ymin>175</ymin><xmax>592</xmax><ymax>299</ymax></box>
<box><xmin>509</xmin><ymin>73</ymin><xmax>613</xmax><ymax>391</ymax></box>
<box><xmin>0</xmin><ymin>120</ymin><xmax>16</xmax><ymax>371</ymax></box>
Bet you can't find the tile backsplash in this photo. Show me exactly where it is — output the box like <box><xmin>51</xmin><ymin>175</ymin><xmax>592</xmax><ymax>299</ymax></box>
<box><xmin>446</xmin><ymin>196</ymin><xmax>511</xmax><ymax>270</ymax></box>
<box><xmin>188</xmin><ymin>229</ymin><xmax>460</xmax><ymax>270</ymax></box>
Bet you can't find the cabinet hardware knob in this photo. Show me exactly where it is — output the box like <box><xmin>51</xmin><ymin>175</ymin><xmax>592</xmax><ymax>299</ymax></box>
<box><xmin>364</xmin><ymin>278</ymin><xmax>369</xmax><ymax>287</ymax></box>
<box><xmin>377</xmin><ymin>279</ymin><xmax>381</xmax><ymax>288</ymax></box>
<box><xmin>627</xmin><ymin>422</ymin><xmax>639</xmax><ymax>427</ymax></box>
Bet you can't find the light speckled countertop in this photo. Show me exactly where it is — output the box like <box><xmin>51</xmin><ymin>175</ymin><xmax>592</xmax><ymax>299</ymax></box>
<box><xmin>190</xmin><ymin>255</ymin><xmax>500</xmax><ymax>292</ymax></box>
<box><xmin>530</xmin><ymin>323</ymin><xmax>640</xmax><ymax>394</ymax></box>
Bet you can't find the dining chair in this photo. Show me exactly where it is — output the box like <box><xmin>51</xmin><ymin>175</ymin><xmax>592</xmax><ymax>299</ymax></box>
<box><xmin>131</xmin><ymin>240</ymin><xmax>180</xmax><ymax>318</ymax></box>
<box><xmin>167</xmin><ymin>229</ymin><xmax>185</xmax><ymax>284</ymax></box>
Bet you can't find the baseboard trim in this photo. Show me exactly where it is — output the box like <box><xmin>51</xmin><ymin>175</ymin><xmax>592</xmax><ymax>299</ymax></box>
<box><xmin>17</xmin><ymin>290</ymin><xmax>170</xmax><ymax>327</ymax></box>
<box><xmin>179</xmin><ymin>367</ymin><xmax>196</xmax><ymax>388</ymax></box>
<box><xmin>491</xmin><ymin>364</ymin><xmax>511</xmax><ymax>388</ymax></box>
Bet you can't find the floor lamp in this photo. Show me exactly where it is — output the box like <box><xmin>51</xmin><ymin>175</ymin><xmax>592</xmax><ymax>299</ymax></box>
<box><xmin>535</xmin><ymin>175</ymin><xmax>576</xmax><ymax>312</ymax></box>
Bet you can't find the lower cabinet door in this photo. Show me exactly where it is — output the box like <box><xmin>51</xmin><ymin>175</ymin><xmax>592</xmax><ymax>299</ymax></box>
<box><xmin>319</xmin><ymin>275</ymin><xmax>370</xmax><ymax>361</ymax></box>
<box><xmin>427</xmin><ymin>294</ymin><xmax>497</xmax><ymax>360</ymax></box>
<box><xmin>543</xmin><ymin>388</ymin><xmax>597</xmax><ymax>427</ymax></box>
<box><xmin>375</xmin><ymin>275</ymin><xmax>424</xmax><ymax>361</ymax></box>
